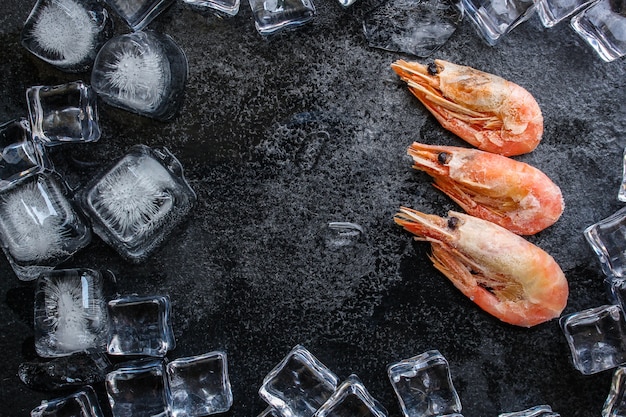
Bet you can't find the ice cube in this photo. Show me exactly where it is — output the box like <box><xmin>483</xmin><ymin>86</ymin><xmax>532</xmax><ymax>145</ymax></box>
<box><xmin>78</xmin><ymin>145</ymin><xmax>196</xmax><ymax>263</ymax></box>
<box><xmin>387</xmin><ymin>350</ymin><xmax>462</xmax><ymax>417</ymax></box>
<box><xmin>259</xmin><ymin>407</ymin><xmax>283</xmax><ymax>417</ymax></box>
<box><xmin>34</xmin><ymin>269</ymin><xmax>109</xmax><ymax>358</ymax></box>
<box><xmin>560</xmin><ymin>305</ymin><xmax>626</xmax><ymax>375</ymax></box>
<box><xmin>26</xmin><ymin>81</ymin><xmax>101</xmax><ymax>146</ymax></box>
<box><xmin>0</xmin><ymin>173</ymin><xmax>91</xmax><ymax>281</ymax></box>
<box><xmin>21</xmin><ymin>0</ymin><xmax>113</xmax><ymax>73</ymax></box>
<box><xmin>313</xmin><ymin>374</ymin><xmax>388</xmax><ymax>417</ymax></box>
<box><xmin>104</xmin><ymin>0</ymin><xmax>176</xmax><ymax>30</ymax></box>
<box><xmin>362</xmin><ymin>0</ymin><xmax>463</xmax><ymax>57</ymax></box>
<box><xmin>571</xmin><ymin>0</ymin><xmax>626</xmax><ymax>62</ymax></box>
<box><xmin>183</xmin><ymin>0</ymin><xmax>241</xmax><ymax>16</ymax></box>
<box><xmin>259</xmin><ymin>345</ymin><xmax>339</xmax><ymax>417</ymax></box>
<box><xmin>0</xmin><ymin>118</ymin><xmax>51</xmax><ymax>191</ymax></box>
<box><xmin>603</xmin><ymin>366</ymin><xmax>626</xmax><ymax>417</ymax></box>
<box><xmin>460</xmin><ymin>0</ymin><xmax>536</xmax><ymax>45</ymax></box>
<box><xmin>30</xmin><ymin>386</ymin><xmax>105</xmax><ymax>417</ymax></box>
<box><xmin>107</xmin><ymin>295</ymin><xmax>175</xmax><ymax>357</ymax></box>
<box><xmin>620</xmin><ymin>147</ymin><xmax>626</xmax><ymax>203</ymax></box>
<box><xmin>498</xmin><ymin>405</ymin><xmax>560</xmax><ymax>416</ymax></box>
<box><xmin>584</xmin><ymin>207</ymin><xmax>626</xmax><ymax>281</ymax></box>
<box><xmin>248</xmin><ymin>0</ymin><xmax>316</xmax><ymax>36</ymax></box>
<box><xmin>167</xmin><ymin>351</ymin><xmax>233</xmax><ymax>417</ymax></box>
<box><xmin>105</xmin><ymin>359</ymin><xmax>171</xmax><ymax>417</ymax></box>
<box><xmin>322</xmin><ymin>222</ymin><xmax>365</xmax><ymax>249</ymax></box>
<box><xmin>534</xmin><ymin>0</ymin><xmax>595</xmax><ymax>27</ymax></box>
<box><xmin>91</xmin><ymin>31</ymin><xmax>188</xmax><ymax>121</ymax></box>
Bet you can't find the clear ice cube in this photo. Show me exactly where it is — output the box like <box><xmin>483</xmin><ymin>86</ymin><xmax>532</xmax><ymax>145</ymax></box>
<box><xmin>259</xmin><ymin>345</ymin><xmax>339</xmax><ymax>417</ymax></box>
<box><xmin>21</xmin><ymin>0</ymin><xmax>113</xmax><ymax>73</ymax></box>
<box><xmin>322</xmin><ymin>222</ymin><xmax>365</xmax><ymax>249</ymax></box>
<box><xmin>603</xmin><ymin>366</ymin><xmax>626</xmax><ymax>417</ymax></box>
<box><xmin>248</xmin><ymin>0</ymin><xmax>316</xmax><ymax>36</ymax></box>
<box><xmin>107</xmin><ymin>294</ymin><xmax>175</xmax><ymax>357</ymax></box>
<box><xmin>79</xmin><ymin>145</ymin><xmax>196</xmax><ymax>263</ymax></box>
<box><xmin>313</xmin><ymin>374</ymin><xmax>388</xmax><ymax>417</ymax></box>
<box><xmin>534</xmin><ymin>0</ymin><xmax>595</xmax><ymax>27</ymax></box>
<box><xmin>31</xmin><ymin>386</ymin><xmax>105</xmax><ymax>417</ymax></box>
<box><xmin>104</xmin><ymin>0</ymin><xmax>176</xmax><ymax>31</ymax></box>
<box><xmin>0</xmin><ymin>118</ymin><xmax>51</xmax><ymax>191</ymax></box>
<box><xmin>560</xmin><ymin>305</ymin><xmax>626</xmax><ymax>375</ymax></box>
<box><xmin>584</xmin><ymin>207</ymin><xmax>626</xmax><ymax>280</ymax></box>
<box><xmin>91</xmin><ymin>31</ymin><xmax>188</xmax><ymax>121</ymax></box>
<box><xmin>460</xmin><ymin>0</ymin><xmax>536</xmax><ymax>45</ymax></box>
<box><xmin>183</xmin><ymin>0</ymin><xmax>241</xmax><ymax>16</ymax></box>
<box><xmin>570</xmin><ymin>0</ymin><xmax>626</xmax><ymax>62</ymax></box>
<box><xmin>167</xmin><ymin>351</ymin><xmax>233</xmax><ymax>417</ymax></box>
<box><xmin>34</xmin><ymin>269</ymin><xmax>109</xmax><ymax>358</ymax></box>
<box><xmin>259</xmin><ymin>407</ymin><xmax>282</xmax><ymax>417</ymax></box>
<box><xmin>362</xmin><ymin>0</ymin><xmax>463</xmax><ymax>57</ymax></box>
<box><xmin>105</xmin><ymin>359</ymin><xmax>171</xmax><ymax>417</ymax></box>
<box><xmin>498</xmin><ymin>405</ymin><xmax>560</xmax><ymax>416</ymax></box>
<box><xmin>0</xmin><ymin>173</ymin><xmax>91</xmax><ymax>281</ymax></box>
<box><xmin>387</xmin><ymin>350</ymin><xmax>462</xmax><ymax>417</ymax></box>
<box><xmin>27</xmin><ymin>81</ymin><xmax>101</xmax><ymax>146</ymax></box>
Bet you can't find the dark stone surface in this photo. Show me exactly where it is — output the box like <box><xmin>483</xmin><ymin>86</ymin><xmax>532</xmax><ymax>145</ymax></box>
<box><xmin>1</xmin><ymin>1</ymin><xmax>625</xmax><ymax>416</ymax></box>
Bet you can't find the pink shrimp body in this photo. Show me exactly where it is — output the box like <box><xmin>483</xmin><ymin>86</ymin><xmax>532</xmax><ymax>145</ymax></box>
<box><xmin>407</xmin><ymin>142</ymin><xmax>564</xmax><ymax>235</ymax></box>
<box><xmin>394</xmin><ymin>207</ymin><xmax>568</xmax><ymax>327</ymax></box>
<box><xmin>391</xmin><ymin>59</ymin><xmax>543</xmax><ymax>157</ymax></box>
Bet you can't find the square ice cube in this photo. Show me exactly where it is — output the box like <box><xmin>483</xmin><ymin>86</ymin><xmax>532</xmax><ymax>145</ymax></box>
<box><xmin>603</xmin><ymin>366</ymin><xmax>626</xmax><ymax>417</ymax></box>
<box><xmin>560</xmin><ymin>305</ymin><xmax>626</xmax><ymax>375</ymax></box>
<box><xmin>34</xmin><ymin>269</ymin><xmax>109</xmax><ymax>358</ymax></box>
<box><xmin>0</xmin><ymin>173</ymin><xmax>91</xmax><ymax>281</ymax></box>
<box><xmin>313</xmin><ymin>374</ymin><xmax>388</xmax><ymax>417</ymax></box>
<box><xmin>0</xmin><ymin>118</ymin><xmax>51</xmax><ymax>191</ymax></box>
<box><xmin>534</xmin><ymin>0</ymin><xmax>595</xmax><ymax>27</ymax></box>
<box><xmin>571</xmin><ymin>0</ymin><xmax>626</xmax><ymax>62</ymax></box>
<box><xmin>183</xmin><ymin>0</ymin><xmax>241</xmax><ymax>16</ymax></box>
<box><xmin>31</xmin><ymin>386</ymin><xmax>104</xmax><ymax>417</ymax></box>
<box><xmin>584</xmin><ymin>207</ymin><xmax>626</xmax><ymax>280</ymax></box>
<box><xmin>387</xmin><ymin>350</ymin><xmax>462</xmax><ymax>417</ymax></box>
<box><xmin>104</xmin><ymin>0</ymin><xmax>176</xmax><ymax>30</ymax></box>
<box><xmin>259</xmin><ymin>345</ymin><xmax>339</xmax><ymax>417</ymax></box>
<box><xmin>259</xmin><ymin>407</ymin><xmax>282</xmax><ymax>417</ymax></box>
<box><xmin>459</xmin><ymin>0</ymin><xmax>536</xmax><ymax>45</ymax></box>
<box><xmin>107</xmin><ymin>295</ymin><xmax>175</xmax><ymax>357</ymax></box>
<box><xmin>248</xmin><ymin>0</ymin><xmax>316</xmax><ymax>36</ymax></box>
<box><xmin>79</xmin><ymin>145</ymin><xmax>196</xmax><ymax>263</ymax></box>
<box><xmin>26</xmin><ymin>81</ymin><xmax>101</xmax><ymax>146</ymax></box>
<box><xmin>498</xmin><ymin>405</ymin><xmax>560</xmax><ymax>416</ymax></box>
<box><xmin>167</xmin><ymin>351</ymin><xmax>233</xmax><ymax>417</ymax></box>
<box><xmin>105</xmin><ymin>359</ymin><xmax>171</xmax><ymax>417</ymax></box>
<box><xmin>21</xmin><ymin>0</ymin><xmax>113</xmax><ymax>73</ymax></box>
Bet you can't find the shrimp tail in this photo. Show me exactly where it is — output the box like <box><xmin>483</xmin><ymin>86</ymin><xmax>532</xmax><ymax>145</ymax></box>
<box><xmin>393</xmin><ymin>206</ymin><xmax>453</xmax><ymax>243</ymax></box>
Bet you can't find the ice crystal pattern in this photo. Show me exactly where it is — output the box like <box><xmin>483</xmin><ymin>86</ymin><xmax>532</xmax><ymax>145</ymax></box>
<box><xmin>0</xmin><ymin>180</ymin><xmax>72</xmax><ymax>262</ymax></box>
<box><xmin>91</xmin><ymin>157</ymin><xmax>175</xmax><ymax>242</ymax></box>
<box><xmin>31</xmin><ymin>0</ymin><xmax>97</xmax><ymax>66</ymax></box>
<box><xmin>104</xmin><ymin>46</ymin><xmax>167</xmax><ymax>112</ymax></box>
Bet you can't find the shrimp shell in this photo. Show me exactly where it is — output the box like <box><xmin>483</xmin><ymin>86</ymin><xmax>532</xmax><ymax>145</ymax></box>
<box><xmin>392</xmin><ymin>59</ymin><xmax>543</xmax><ymax>156</ymax></box>
<box><xmin>394</xmin><ymin>207</ymin><xmax>568</xmax><ymax>327</ymax></box>
<box><xmin>407</xmin><ymin>142</ymin><xmax>564</xmax><ymax>235</ymax></box>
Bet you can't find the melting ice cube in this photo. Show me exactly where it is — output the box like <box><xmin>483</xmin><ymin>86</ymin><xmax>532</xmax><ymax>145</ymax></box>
<box><xmin>91</xmin><ymin>31</ymin><xmax>188</xmax><ymax>121</ymax></box>
<box><xmin>387</xmin><ymin>350</ymin><xmax>462</xmax><ymax>417</ymax></box>
<box><xmin>79</xmin><ymin>145</ymin><xmax>196</xmax><ymax>263</ymax></box>
<box><xmin>104</xmin><ymin>0</ymin><xmax>176</xmax><ymax>31</ymax></box>
<box><xmin>21</xmin><ymin>0</ymin><xmax>113</xmax><ymax>73</ymax></box>
<box><xmin>167</xmin><ymin>351</ymin><xmax>233</xmax><ymax>417</ymax></box>
<box><xmin>603</xmin><ymin>366</ymin><xmax>626</xmax><ymax>417</ymax></box>
<box><xmin>31</xmin><ymin>386</ymin><xmax>105</xmax><ymax>417</ymax></box>
<box><xmin>498</xmin><ymin>405</ymin><xmax>560</xmax><ymax>416</ymax></box>
<box><xmin>183</xmin><ymin>0</ymin><xmax>241</xmax><ymax>16</ymax></box>
<box><xmin>259</xmin><ymin>345</ymin><xmax>339</xmax><ymax>417</ymax></box>
<box><xmin>248</xmin><ymin>0</ymin><xmax>316</xmax><ymax>36</ymax></box>
<box><xmin>26</xmin><ymin>81</ymin><xmax>101</xmax><ymax>146</ymax></box>
<box><xmin>571</xmin><ymin>0</ymin><xmax>626</xmax><ymax>62</ymax></box>
<box><xmin>460</xmin><ymin>0</ymin><xmax>535</xmax><ymax>45</ymax></box>
<box><xmin>0</xmin><ymin>173</ymin><xmax>91</xmax><ymax>281</ymax></box>
<box><xmin>534</xmin><ymin>0</ymin><xmax>594</xmax><ymax>27</ymax></box>
<box><xmin>314</xmin><ymin>375</ymin><xmax>388</xmax><ymax>417</ymax></box>
<box><xmin>34</xmin><ymin>269</ymin><xmax>109</xmax><ymax>358</ymax></box>
<box><xmin>363</xmin><ymin>0</ymin><xmax>463</xmax><ymax>57</ymax></box>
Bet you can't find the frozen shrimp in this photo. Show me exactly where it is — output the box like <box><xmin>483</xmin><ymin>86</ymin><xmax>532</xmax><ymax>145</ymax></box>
<box><xmin>392</xmin><ymin>59</ymin><xmax>543</xmax><ymax>156</ymax></box>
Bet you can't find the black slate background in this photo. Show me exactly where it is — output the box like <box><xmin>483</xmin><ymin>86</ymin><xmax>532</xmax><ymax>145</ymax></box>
<box><xmin>1</xmin><ymin>0</ymin><xmax>626</xmax><ymax>416</ymax></box>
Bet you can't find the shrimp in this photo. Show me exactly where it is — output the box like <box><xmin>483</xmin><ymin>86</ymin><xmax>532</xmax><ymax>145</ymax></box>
<box><xmin>394</xmin><ymin>207</ymin><xmax>568</xmax><ymax>327</ymax></box>
<box><xmin>407</xmin><ymin>142</ymin><xmax>564</xmax><ymax>235</ymax></box>
<box><xmin>391</xmin><ymin>59</ymin><xmax>543</xmax><ymax>156</ymax></box>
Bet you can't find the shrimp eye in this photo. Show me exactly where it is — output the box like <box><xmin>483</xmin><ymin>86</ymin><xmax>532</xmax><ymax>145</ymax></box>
<box><xmin>448</xmin><ymin>216</ymin><xmax>460</xmax><ymax>230</ymax></box>
<box><xmin>438</xmin><ymin>152</ymin><xmax>451</xmax><ymax>165</ymax></box>
<box><xmin>427</xmin><ymin>62</ymin><xmax>439</xmax><ymax>75</ymax></box>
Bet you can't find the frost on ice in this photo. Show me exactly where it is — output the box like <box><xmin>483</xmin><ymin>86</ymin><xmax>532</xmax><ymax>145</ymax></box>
<box><xmin>21</xmin><ymin>0</ymin><xmax>113</xmax><ymax>72</ymax></box>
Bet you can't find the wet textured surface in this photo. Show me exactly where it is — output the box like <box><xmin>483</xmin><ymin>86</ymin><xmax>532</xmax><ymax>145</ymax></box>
<box><xmin>1</xmin><ymin>0</ymin><xmax>626</xmax><ymax>416</ymax></box>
